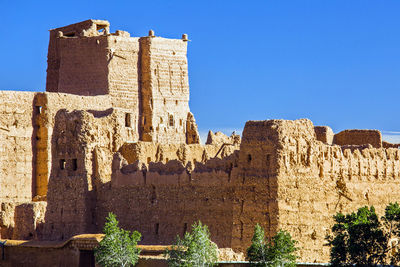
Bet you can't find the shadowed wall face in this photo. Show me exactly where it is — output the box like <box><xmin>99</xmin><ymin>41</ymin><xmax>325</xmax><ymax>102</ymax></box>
<box><xmin>333</xmin><ymin>129</ymin><xmax>382</xmax><ymax>148</ymax></box>
<box><xmin>46</xmin><ymin>20</ymin><xmax>110</xmax><ymax>95</ymax></box>
<box><xmin>54</xmin><ymin>37</ymin><xmax>110</xmax><ymax>96</ymax></box>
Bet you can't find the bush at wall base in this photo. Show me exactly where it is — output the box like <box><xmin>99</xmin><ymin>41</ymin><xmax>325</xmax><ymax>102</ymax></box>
<box><xmin>247</xmin><ymin>224</ymin><xmax>298</xmax><ymax>267</ymax></box>
<box><xmin>165</xmin><ymin>221</ymin><xmax>218</xmax><ymax>267</ymax></box>
<box><xmin>94</xmin><ymin>212</ymin><xmax>141</xmax><ymax>267</ymax></box>
<box><xmin>326</xmin><ymin>203</ymin><xmax>400</xmax><ymax>266</ymax></box>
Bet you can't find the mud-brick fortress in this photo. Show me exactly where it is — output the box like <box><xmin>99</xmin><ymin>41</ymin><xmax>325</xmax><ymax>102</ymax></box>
<box><xmin>1</xmin><ymin>19</ymin><xmax>400</xmax><ymax>263</ymax></box>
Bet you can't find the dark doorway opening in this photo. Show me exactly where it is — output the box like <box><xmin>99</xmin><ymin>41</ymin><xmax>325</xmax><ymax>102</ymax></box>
<box><xmin>79</xmin><ymin>250</ymin><xmax>95</xmax><ymax>267</ymax></box>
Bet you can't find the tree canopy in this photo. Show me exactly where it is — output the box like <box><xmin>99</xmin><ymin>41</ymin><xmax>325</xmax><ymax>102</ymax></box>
<box><xmin>165</xmin><ymin>221</ymin><xmax>218</xmax><ymax>267</ymax></box>
<box><xmin>247</xmin><ymin>224</ymin><xmax>298</xmax><ymax>267</ymax></box>
<box><xmin>94</xmin><ymin>212</ymin><xmax>141</xmax><ymax>267</ymax></box>
<box><xmin>327</xmin><ymin>203</ymin><xmax>400</xmax><ymax>266</ymax></box>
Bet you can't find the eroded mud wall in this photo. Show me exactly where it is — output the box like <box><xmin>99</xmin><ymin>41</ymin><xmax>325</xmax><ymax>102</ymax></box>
<box><xmin>0</xmin><ymin>91</ymin><xmax>36</xmax><ymax>202</ymax></box>
<box><xmin>269</xmin><ymin>119</ymin><xmax>400</xmax><ymax>262</ymax></box>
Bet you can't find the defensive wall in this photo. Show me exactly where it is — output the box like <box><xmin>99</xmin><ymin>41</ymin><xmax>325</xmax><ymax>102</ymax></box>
<box><xmin>3</xmin><ymin>102</ymin><xmax>398</xmax><ymax>263</ymax></box>
<box><xmin>1</xmin><ymin>19</ymin><xmax>400</xmax><ymax>264</ymax></box>
<box><xmin>44</xmin><ymin>115</ymin><xmax>400</xmax><ymax>262</ymax></box>
<box><xmin>39</xmin><ymin>109</ymin><xmax>240</xmax><ymax>244</ymax></box>
<box><xmin>0</xmin><ymin>91</ymin><xmax>114</xmax><ymax>240</ymax></box>
<box><xmin>260</xmin><ymin>120</ymin><xmax>400</xmax><ymax>262</ymax></box>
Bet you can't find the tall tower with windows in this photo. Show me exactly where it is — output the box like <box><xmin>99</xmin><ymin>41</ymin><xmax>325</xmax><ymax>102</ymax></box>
<box><xmin>45</xmin><ymin>20</ymin><xmax>199</xmax><ymax>144</ymax></box>
<box><xmin>139</xmin><ymin>33</ymin><xmax>199</xmax><ymax>143</ymax></box>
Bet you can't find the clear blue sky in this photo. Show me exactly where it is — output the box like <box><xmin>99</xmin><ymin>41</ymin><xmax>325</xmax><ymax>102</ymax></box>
<box><xmin>1</xmin><ymin>1</ymin><xmax>400</xmax><ymax>141</ymax></box>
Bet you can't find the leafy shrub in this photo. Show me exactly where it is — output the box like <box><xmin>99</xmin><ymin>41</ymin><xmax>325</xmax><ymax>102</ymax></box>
<box><xmin>383</xmin><ymin>202</ymin><xmax>400</xmax><ymax>265</ymax></box>
<box><xmin>327</xmin><ymin>206</ymin><xmax>387</xmax><ymax>266</ymax></box>
<box><xmin>327</xmin><ymin>204</ymin><xmax>400</xmax><ymax>266</ymax></box>
<box><xmin>247</xmin><ymin>224</ymin><xmax>298</xmax><ymax>267</ymax></box>
<box><xmin>94</xmin><ymin>212</ymin><xmax>141</xmax><ymax>267</ymax></box>
<box><xmin>165</xmin><ymin>221</ymin><xmax>218</xmax><ymax>267</ymax></box>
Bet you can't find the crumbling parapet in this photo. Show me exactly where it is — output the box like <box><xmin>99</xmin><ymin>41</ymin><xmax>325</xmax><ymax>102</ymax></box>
<box><xmin>50</xmin><ymin>19</ymin><xmax>110</xmax><ymax>38</ymax></box>
<box><xmin>256</xmin><ymin>119</ymin><xmax>400</xmax><ymax>262</ymax></box>
<box><xmin>186</xmin><ymin>112</ymin><xmax>200</xmax><ymax>144</ymax></box>
<box><xmin>314</xmin><ymin>125</ymin><xmax>334</xmax><ymax>144</ymax></box>
<box><xmin>333</xmin><ymin>129</ymin><xmax>382</xmax><ymax>148</ymax></box>
<box><xmin>383</xmin><ymin>141</ymin><xmax>400</xmax><ymax>148</ymax></box>
<box><xmin>206</xmin><ymin>130</ymin><xmax>241</xmax><ymax>146</ymax></box>
<box><xmin>46</xmin><ymin>20</ymin><xmax>110</xmax><ymax>94</ymax></box>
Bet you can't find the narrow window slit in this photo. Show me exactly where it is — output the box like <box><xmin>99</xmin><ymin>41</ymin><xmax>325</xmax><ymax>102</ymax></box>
<box><xmin>125</xmin><ymin>113</ymin><xmax>131</xmax><ymax>127</ymax></box>
<box><xmin>60</xmin><ymin>159</ymin><xmax>66</xmax><ymax>170</ymax></box>
<box><xmin>35</xmin><ymin>106</ymin><xmax>42</xmax><ymax>114</ymax></box>
<box><xmin>72</xmin><ymin>159</ymin><xmax>78</xmax><ymax>171</ymax></box>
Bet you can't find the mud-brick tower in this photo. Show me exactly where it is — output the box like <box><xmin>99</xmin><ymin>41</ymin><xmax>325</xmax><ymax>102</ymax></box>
<box><xmin>45</xmin><ymin>19</ymin><xmax>199</xmax><ymax>145</ymax></box>
<box><xmin>140</xmin><ymin>34</ymin><xmax>194</xmax><ymax>144</ymax></box>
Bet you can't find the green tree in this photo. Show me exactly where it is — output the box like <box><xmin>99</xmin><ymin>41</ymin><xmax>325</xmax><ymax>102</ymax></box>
<box><xmin>247</xmin><ymin>224</ymin><xmax>298</xmax><ymax>267</ymax></box>
<box><xmin>94</xmin><ymin>212</ymin><xmax>141</xmax><ymax>267</ymax></box>
<box><xmin>268</xmin><ymin>230</ymin><xmax>298</xmax><ymax>266</ymax></box>
<box><xmin>382</xmin><ymin>202</ymin><xmax>400</xmax><ymax>265</ymax></box>
<box><xmin>247</xmin><ymin>224</ymin><xmax>268</xmax><ymax>265</ymax></box>
<box><xmin>327</xmin><ymin>206</ymin><xmax>388</xmax><ymax>266</ymax></box>
<box><xmin>165</xmin><ymin>221</ymin><xmax>218</xmax><ymax>267</ymax></box>
<box><xmin>383</xmin><ymin>202</ymin><xmax>400</xmax><ymax>237</ymax></box>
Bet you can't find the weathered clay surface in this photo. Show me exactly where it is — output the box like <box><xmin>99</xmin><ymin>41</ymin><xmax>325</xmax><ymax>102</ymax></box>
<box><xmin>333</xmin><ymin>129</ymin><xmax>382</xmax><ymax>148</ymax></box>
<box><xmin>1</xmin><ymin>19</ymin><xmax>400</xmax><ymax>264</ymax></box>
<box><xmin>206</xmin><ymin>131</ymin><xmax>241</xmax><ymax>146</ymax></box>
<box><xmin>314</xmin><ymin>126</ymin><xmax>334</xmax><ymax>145</ymax></box>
